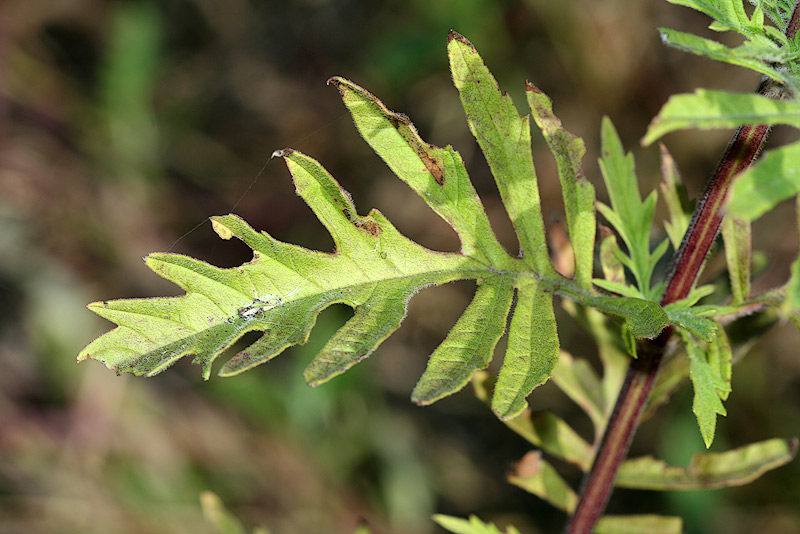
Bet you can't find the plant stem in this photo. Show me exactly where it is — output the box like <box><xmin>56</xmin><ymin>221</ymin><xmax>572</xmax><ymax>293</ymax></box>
<box><xmin>564</xmin><ymin>6</ymin><xmax>800</xmax><ymax>532</ymax></box>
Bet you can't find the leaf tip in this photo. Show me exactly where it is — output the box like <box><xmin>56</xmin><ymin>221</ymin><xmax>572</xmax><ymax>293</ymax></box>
<box><xmin>271</xmin><ymin>148</ymin><xmax>294</xmax><ymax>160</ymax></box>
<box><xmin>447</xmin><ymin>30</ymin><xmax>474</xmax><ymax>49</ymax></box>
<box><xmin>789</xmin><ymin>437</ymin><xmax>800</xmax><ymax>458</ymax></box>
<box><xmin>525</xmin><ymin>80</ymin><xmax>542</xmax><ymax>94</ymax></box>
<box><xmin>210</xmin><ymin>218</ymin><xmax>234</xmax><ymax>240</ymax></box>
<box><xmin>86</xmin><ymin>300</ymin><xmax>105</xmax><ymax>312</ymax></box>
<box><xmin>326</xmin><ymin>76</ymin><xmax>344</xmax><ymax>87</ymax></box>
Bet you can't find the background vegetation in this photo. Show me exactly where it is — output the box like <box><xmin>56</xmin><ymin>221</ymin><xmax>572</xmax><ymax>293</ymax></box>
<box><xmin>1</xmin><ymin>0</ymin><xmax>798</xmax><ymax>532</ymax></box>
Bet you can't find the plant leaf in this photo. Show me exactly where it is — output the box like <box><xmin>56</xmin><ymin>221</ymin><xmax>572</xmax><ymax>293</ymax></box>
<box><xmin>412</xmin><ymin>278</ymin><xmax>514</xmax><ymax>405</ymax></box>
<box><xmin>448</xmin><ymin>31</ymin><xmax>554</xmax><ymax>276</ymax></box>
<box><xmin>643</xmin><ymin>90</ymin><xmax>800</xmax><ymax>145</ymax></box>
<box><xmin>658</xmin><ymin>28</ymin><xmax>792</xmax><ymax>82</ymax></box>
<box><xmin>727</xmin><ymin>139</ymin><xmax>800</xmax><ymax>221</ymax></box>
<box><xmin>598</xmin><ymin>118</ymin><xmax>664</xmax><ymax>300</ymax></box>
<box><xmin>682</xmin><ymin>331</ymin><xmax>731</xmax><ymax>447</ymax></box>
<box><xmin>473</xmin><ymin>371</ymin><xmax>594</xmax><ymax>469</ymax></box>
<box><xmin>616</xmin><ymin>438</ymin><xmax>799</xmax><ymax>489</ymax></box>
<box><xmin>594</xmin><ymin>515</ymin><xmax>683</xmax><ymax>534</ymax></box>
<box><xmin>328</xmin><ymin>76</ymin><xmax>512</xmax><ymax>266</ymax></box>
<box><xmin>552</xmin><ymin>351</ymin><xmax>606</xmax><ymax>432</ymax></box>
<box><xmin>599</xmin><ymin>230</ymin><xmax>628</xmax><ymax>286</ymax></box>
<box><xmin>527</xmin><ymin>83</ymin><xmax>596</xmax><ymax>289</ymax></box>
<box><xmin>665</xmin><ymin>0</ymin><xmax>762</xmax><ymax>34</ymax></box>
<box><xmin>664</xmin><ymin>303</ymin><xmax>718</xmax><ymax>341</ymax></box>
<box><xmin>721</xmin><ymin>215</ymin><xmax>752</xmax><ymax>303</ymax></box>
<box><xmin>659</xmin><ymin>144</ymin><xmax>694</xmax><ymax>250</ymax></box>
<box><xmin>433</xmin><ymin>515</ymin><xmax>521</xmax><ymax>534</ymax></box>
<box><xmin>492</xmin><ymin>281</ymin><xmax>559</xmax><ymax>419</ymax></box>
<box><xmin>201</xmin><ymin>491</ymin><xmax>269</xmax><ymax>534</ymax></box>
<box><xmin>80</xmin><ymin>34</ymin><xmax>669</xmax><ymax>420</ymax></box>
<box><xmin>508</xmin><ymin>451</ymin><xmax>579</xmax><ymax>513</ymax></box>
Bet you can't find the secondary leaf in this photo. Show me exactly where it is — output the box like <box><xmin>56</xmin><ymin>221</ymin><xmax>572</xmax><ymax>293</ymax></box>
<box><xmin>659</xmin><ymin>28</ymin><xmax>791</xmax><ymax>82</ymax></box>
<box><xmin>659</xmin><ymin>144</ymin><xmax>693</xmax><ymax>250</ymax></box>
<box><xmin>527</xmin><ymin>82</ymin><xmax>596</xmax><ymax>289</ymax></box>
<box><xmin>412</xmin><ymin>279</ymin><xmax>513</xmax><ymax>405</ymax></box>
<box><xmin>552</xmin><ymin>351</ymin><xmax>606</xmax><ymax>432</ymax></box>
<box><xmin>597</xmin><ymin>117</ymin><xmax>666</xmax><ymax>301</ymax></box>
<box><xmin>721</xmin><ymin>215</ymin><xmax>752</xmax><ymax>303</ymax></box>
<box><xmin>727</xmin><ymin>139</ymin><xmax>800</xmax><ymax>221</ymax></box>
<box><xmin>433</xmin><ymin>515</ymin><xmax>521</xmax><ymax>534</ymax></box>
<box><xmin>682</xmin><ymin>331</ymin><xmax>732</xmax><ymax>447</ymax></box>
<box><xmin>201</xmin><ymin>491</ymin><xmax>269</xmax><ymax>534</ymax></box>
<box><xmin>448</xmin><ymin>31</ymin><xmax>554</xmax><ymax>276</ymax></box>
<box><xmin>510</xmin><ymin>452</ymin><xmax>683</xmax><ymax>534</ymax></box>
<box><xmin>473</xmin><ymin>371</ymin><xmax>594</xmax><ymax>469</ymax></box>
<box><xmin>664</xmin><ymin>303</ymin><xmax>718</xmax><ymax>341</ymax></box>
<box><xmin>643</xmin><ymin>90</ymin><xmax>799</xmax><ymax>145</ymax></box>
<box><xmin>616</xmin><ymin>438</ymin><xmax>799</xmax><ymax>489</ymax></box>
<box><xmin>594</xmin><ymin>515</ymin><xmax>682</xmax><ymax>534</ymax></box>
<box><xmin>665</xmin><ymin>0</ymin><xmax>763</xmax><ymax>35</ymax></box>
<box><xmin>509</xmin><ymin>451</ymin><xmax>578</xmax><ymax>513</ymax></box>
<box><xmin>492</xmin><ymin>281</ymin><xmax>559</xmax><ymax>419</ymax></box>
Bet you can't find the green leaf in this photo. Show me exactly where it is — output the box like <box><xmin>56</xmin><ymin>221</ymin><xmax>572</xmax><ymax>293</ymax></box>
<box><xmin>659</xmin><ymin>144</ymin><xmax>693</xmax><ymax>250</ymax></box>
<box><xmin>643</xmin><ymin>90</ymin><xmax>799</xmax><ymax>145</ymax></box>
<box><xmin>727</xmin><ymin>140</ymin><xmax>800</xmax><ymax>221</ymax></box>
<box><xmin>433</xmin><ymin>515</ymin><xmax>521</xmax><ymax>534</ymax></box>
<box><xmin>328</xmin><ymin>76</ymin><xmax>511</xmax><ymax>266</ymax></box>
<box><xmin>599</xmin><ymin>231</ymin><xmax>628</xmax><ymax>286</ymax></box>
<box><xmin>578</xmin><ymin>294</ymin><xmax>669</xmax><ymax>339</ymax></box>
<box><xmin>682</xmin><ymin>331</ymin><xmax>731</xmax><ymax>447</ymax></box>
<box><xmin>616</xmin><ymin>438</ymin><xmax>799</xmax><ymax>489</ymax></box>
<box><xmin>508</xmin><ymin>451</ymin><xmax>579</xmax><ymax>513</ymax></box>
<box><xmin>721</xmin><ymin>216</ymin><xmax>752</xmax><ymax>303</ymax></box>
<box><xmin>664</xmin><ymin>303</ymin><xmax>718</xmax><ymax>341</ymax></box>
<box><xmin>593</xmin><ymin>279</ymin><xmax>644</xmax><ymax>299</ymax></box>
<box><xmin>473</xmin><ymin>371</ymin><xmax>594</xmax><ymax>469</ymax></box>
<box><xmin>665</xmin><ymin>0</ymin><xmax>762</xmax><ymax>35</ymax></box>
<box><xmin>753</xmin><ymin>0</ymin><xmax>796</xmax><ymax>30</ymax></box>
<box><xmin>659</xmin><ymin>28</ymin><xmax>790</xmax><ymax>81</ymax></box>
<box><xmin>552</xmin><ymin>351</ymin><xmax>606</xmax><ymax>432</ymax></box>
<box><xmin>594</xmin><ymin>515</ymin><xmax>683</xmax><ymax>534</ymax></box>
<box><xmin>785</xmin><ymin>197</ymin><xmax>800</xmax><ymax>328</ymax></box>
<box><xmin>708</xmin><ymin>324</ymin><xmax>733</xmax><ymax>401</ymax></box>
<box><xmin>201</xmin><ymin>491</ymin><xmax>264</xmax><ymax>534</ymax></box>
<box><xmin>412</xmin><ymin>279</ymin><xmax>514</xmax><ymax>405</ymax></box>
<box><xmin>79</xmin><ymin>33</ymin><xmax>669</xmax><ymax>421</ymax></box>
<box><xmin>448</xmin><ymin>31</ymin><xmax>554</xmax><ymax>276</ymax></box>
<box><xmin>527</xmin><ymin>83</ymin><xmax>596</xmax><ymax>289</ymax></box>
<box><xmin>598</xmin><ymin>118</ymin><xmax>664</xmax><ymax>300</ymax></box>
<box><xmin>492</xmin><ymin>281</ymin><xmax>559</xmax><ymax>419</ymax></box>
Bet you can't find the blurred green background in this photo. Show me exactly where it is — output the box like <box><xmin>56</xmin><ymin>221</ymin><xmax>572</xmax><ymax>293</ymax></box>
<box><xmin>1</xmin><ymin>0</ymin><xmax>799</xmax><ymax>533</ymax></box>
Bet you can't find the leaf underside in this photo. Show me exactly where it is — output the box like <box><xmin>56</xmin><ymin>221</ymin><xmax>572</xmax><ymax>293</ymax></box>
<box><xmin>80</xmin><ymin>32</ymin><xmax>668</xmax><ymax>422</ymax></box>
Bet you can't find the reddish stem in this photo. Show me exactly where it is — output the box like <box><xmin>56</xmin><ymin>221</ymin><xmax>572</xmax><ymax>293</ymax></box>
<box><xmin>563</xmin><ymin>5</ymin><xmax>799</xmax><ymax>532</ymax></box>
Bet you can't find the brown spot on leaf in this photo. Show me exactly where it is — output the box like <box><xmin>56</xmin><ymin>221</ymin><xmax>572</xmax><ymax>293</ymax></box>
<box><xmin>342</xmin><ymin>207</ymin><xmax>382</xmax><ymax>236</ymax></box>
<box><xmin>525</xmin><ymin>81</ymin><xmax>542</xmax><ymax>94</ymax></box>
<box><xmin>448</xmin><ymin>30</ymin><xmax>475</xmax><ymax>50</ymax></box>
<box><xmin>354</xmin><ymin>219</ymin><xmax>381</xmax><ymax>237</ymax></box>
<box><xmin>420</xmin><ymin>152</ymin><xmax>444</xmax><ymax>185</ymax></box>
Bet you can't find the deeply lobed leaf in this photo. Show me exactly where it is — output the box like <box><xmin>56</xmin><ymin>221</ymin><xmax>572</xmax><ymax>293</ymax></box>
<box><xmin>80</xmin><ymin>33</ymin><xmax>671</xmax><ymax>423</ymax></box>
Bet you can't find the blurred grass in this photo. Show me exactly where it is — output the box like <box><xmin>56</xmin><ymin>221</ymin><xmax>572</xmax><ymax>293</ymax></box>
<box><xmin>0</xmin><ymin>0</ymin><xmax>799</xmax><ymax>533</ymax></box>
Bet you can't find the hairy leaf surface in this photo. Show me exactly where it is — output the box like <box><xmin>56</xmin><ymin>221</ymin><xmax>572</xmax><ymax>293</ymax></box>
<box><xmin>643</xmin><ymin>90</ymin><xmax>800</xmax><ymax>145</ymax></box>
<box><xmin>80</xmin><ymin>33</ymin><xmax>668</xmax><ymax>421</ymax></box>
